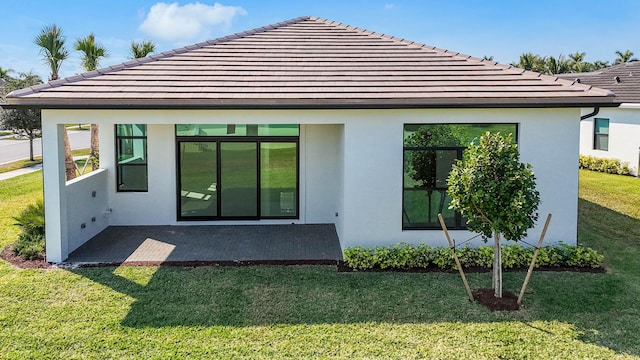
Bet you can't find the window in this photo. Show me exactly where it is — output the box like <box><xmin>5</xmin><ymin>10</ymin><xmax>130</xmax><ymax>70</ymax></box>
<box><xmin>116</xmin><ymin>124</ymin><xmax>147</xmax><ymax>192</ymax></box>
<box><xmin>594</xmin><ymin>118</ymin><xmax>609</xmax><ymax>151</ymax></box>
<box><xmin>403</xmin><ymin>123</ymin><xmax>517</xmax><ymax>230</ymax></box>
<box><xmin>177</xmin><ymin>124</ymin><xmax>299</xmax><ymax>220</ymax></box>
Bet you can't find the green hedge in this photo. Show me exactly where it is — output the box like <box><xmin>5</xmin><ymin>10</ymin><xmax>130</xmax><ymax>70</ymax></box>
<box><xmin>343</xmin><ymin>242</ymin><xmax>603</xmax><ymax>271</ymax></box>
<box><xmin>579</xmin><ymin>155</ymin><xmax>630</xmax><ymax>175</ymax></box>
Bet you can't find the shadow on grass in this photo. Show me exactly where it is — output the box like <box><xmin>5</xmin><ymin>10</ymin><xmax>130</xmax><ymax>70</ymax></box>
<box><xmin>70</xmin><ymin>199</ymin><xmax>640</xmax><ymax>356</ymax></box>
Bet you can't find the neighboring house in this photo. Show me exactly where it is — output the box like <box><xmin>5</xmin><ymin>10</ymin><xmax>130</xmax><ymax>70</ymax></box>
<box><xmin>557</xmin><ymin>62</ymin><xmax>640</xmax><ymax>176</ymax></box>
<box><xmin>6</xmin><ymin>16</ymin><xmax>617</xmax><ymax>263</ymax></box>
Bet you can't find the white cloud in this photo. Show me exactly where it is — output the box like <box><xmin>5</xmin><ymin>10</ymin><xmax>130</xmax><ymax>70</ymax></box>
<box><xmin>384</xmin><ymin>3</ymin><xmax>395</xmax><ymax>10</ymax></box>
<box><xmin>139</xmin><ymin>2</ymin><xmax>247</xmax><ymax>43</ymax></box>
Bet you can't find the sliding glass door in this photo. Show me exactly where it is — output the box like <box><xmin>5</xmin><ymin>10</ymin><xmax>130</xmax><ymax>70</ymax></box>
<box><xmin>179</xmin><ymin>142</ymin><xmax>217</xmax><ymax>217</ymax></box>
<box><xmin>177</xmin><ymin>131</ymin><xmax>298</xmax><ymax>220</ymax></box>
<box><xmin>220</xmin><ymin>142</ymin><xmax>258</xmax><ymax>217</ymax></box>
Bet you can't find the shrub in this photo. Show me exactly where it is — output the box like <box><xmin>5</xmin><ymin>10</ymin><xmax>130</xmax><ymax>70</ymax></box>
<box><xmin>13</xmin><ymin>233</ymin><xmax>45</xmax><ymax>260</ymax></box>
<box><xmin>343</xmin><ymin>243</ymin><xmax>603</xmax><ymax>270</ymax></box>
<box><xmin>11</xmin><ymin>201</ymin><xmax>46</xmax><ymax>260</ymax></box>
<box><xmin>13</xmin><ymin>200</ymin><xmax>45</xmax><ymax>237</ymax></box>
<box><xmin>579</xmin><ymin>155</ymin><xmax>630</xmax><ymax>175</ymax></box>
<box><xmin>342</xmin><ymin>246</ymin><xmax>376</xmax><ymax>270</ymax></box>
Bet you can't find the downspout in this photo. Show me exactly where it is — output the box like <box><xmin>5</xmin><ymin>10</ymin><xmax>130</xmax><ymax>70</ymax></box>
<box><xmin>580</xmin><ymin>107</ymin><xmax>599</xmax><ymax>121</ymax></box>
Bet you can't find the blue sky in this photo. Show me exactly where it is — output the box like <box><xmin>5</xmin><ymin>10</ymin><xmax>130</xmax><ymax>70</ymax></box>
<box><xmin>2</xmin><ymin>0</ymin><xmax>640</xmax><ymax>81</ymax></box>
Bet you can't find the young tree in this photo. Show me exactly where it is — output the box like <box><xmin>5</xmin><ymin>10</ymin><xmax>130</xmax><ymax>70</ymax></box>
<box><xmin>129</xmin><ymin>40</ymin><xmax>156</xmax><ymax>59</ymax></box>
<box><xmin>447</xmin><ymin>132</ymin><xmax>540</xmax><ymax>298</ymax></box>
<box><xmin>76</xmin><ymin>33</ymin><xmax>107</xmax><ymax>171</ymax></box>
<box><xmin>34</xmin><ymin>24</ymin><xmax>76</xmax><ymax>180</ymax></box>
<box><xmin>0</xmin><ymin>72</ymin><xmax>44</xmax><ymax>160</ymax></box>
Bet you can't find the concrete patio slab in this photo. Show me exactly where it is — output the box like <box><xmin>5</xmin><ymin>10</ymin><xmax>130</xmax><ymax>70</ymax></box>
<box><xmin>65</xmin><ymin>224</ymin><xmax>343</xmax><ymax>265</ymax></box>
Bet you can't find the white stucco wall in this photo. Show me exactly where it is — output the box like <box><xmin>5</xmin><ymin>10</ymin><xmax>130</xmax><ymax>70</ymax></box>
<box><xmin>65</xmin><ymin>169</ymin><xmax>109</xmax><ymax>252</ymax></box>
<box><xmin>303</xmin><ymin>124</ymin><xmax>343</xmax><ymax>224</ymax></box>
<box><xmin>43</xmin><ymin>107</ymin><xmax>581</xmax><ymax>261</ymax></box>
<box><xmin>579</xmin><ymin>107</ymin><xmax>640</xmax><ymax>176</ymax></box>
<box><xmin>340</xmin><ymin>108</ymin><xmax>580</xmax><ymax>248</ymax></box>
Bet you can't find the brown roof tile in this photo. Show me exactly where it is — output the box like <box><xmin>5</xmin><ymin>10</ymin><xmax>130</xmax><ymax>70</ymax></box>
<box><xmin>556</xmin><ymin>61</ymin><xmax>640</xmax><ymax>103</ymax></box>
<box><xmin>7</xmin><ymin>16</ymin><xmax>617</xmax><ymax>108</ymax></box>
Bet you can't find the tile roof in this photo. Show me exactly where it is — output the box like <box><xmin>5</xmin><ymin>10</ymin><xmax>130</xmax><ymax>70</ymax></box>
<box><xmin>556</xmin><ymin>61</ymin><xmax>640</xmax><ymax>103</ymax></box>
<box><xmin>7</xmin><ymin>16</ymin><xmax>617</xmax><ymax>109</ymax></box>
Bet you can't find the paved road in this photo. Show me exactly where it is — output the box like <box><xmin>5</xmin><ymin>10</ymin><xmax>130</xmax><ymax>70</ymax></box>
<box><xmin>0</xmin><ymin>129</ymin><xmax>90</xmax><ymax>164</ymax></box>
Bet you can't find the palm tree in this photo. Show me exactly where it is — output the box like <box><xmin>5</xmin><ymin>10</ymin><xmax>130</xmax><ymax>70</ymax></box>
<box><xmin>614</xmin><ymin>50</ymin><xmax>637</xmax><ymax>65</ymax></box>
<box><xmin>75</xmin><ymin>33</ymin><xmax>107</xmax><ymax>71</ymax></box>
<box><xmin>568</xmin><ymin>51</ymin><xmax>586</xmax><ymax>64</ymax></box>
<box><xmin>513</xmin><ymin>53</ymin><xmax>546</xmax><ymax>73</ymax></box>
<box><xmin>546</xmin><ymin>54</ymin><xmax>571</xmax><ymax>74</ymax></box>
<box><xmin>34</xmin><ymin>25</ymin><xmax>69</xmax><ymax>81</ymax></box>
<box><xmin>592</xmin><ymin>60</ymin><xmax>610</xmax><ymax>70</ymax></box>
<box><xmin>0</xmin><ymin>66</ymin><xmax>13</xmax><ymax>80</ymax></box>
<box><xmin>129</xmin><ymin>40</ymin><xmax>156</xmax><ymax>59</ymax></box>
<box><xmin>75</xmin><ymin>33</ymin><xmax>108</xmax><ymax>172</ymax></box>
<box><xmin>34</xmin><ymin>24</ymin><xmax>76</xmax><ymax>180</ymax></box>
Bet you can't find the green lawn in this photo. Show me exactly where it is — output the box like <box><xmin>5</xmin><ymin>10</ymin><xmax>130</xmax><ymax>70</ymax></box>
<box><xmin>0</xmin><ymin>170</ymin><xmax>639</xmax><ymax>358</ymax></box>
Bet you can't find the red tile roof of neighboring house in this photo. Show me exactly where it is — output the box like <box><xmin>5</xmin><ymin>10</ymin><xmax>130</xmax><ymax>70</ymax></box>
<box><xmin>6</xmin><ymin>16</ymin><xmax>617</xmax><ymax>109</ymax></box>
<box><xmin>556</xmin><ymin>61</ymin><xmax>640</xmax><ymax>104</ymax></box>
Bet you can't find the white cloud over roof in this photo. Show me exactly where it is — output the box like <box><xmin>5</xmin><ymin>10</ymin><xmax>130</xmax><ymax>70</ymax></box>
<box><xmin>139</xmin><ymin>2</ymin><xmax>247</xmax><ymax>43</ymax></box>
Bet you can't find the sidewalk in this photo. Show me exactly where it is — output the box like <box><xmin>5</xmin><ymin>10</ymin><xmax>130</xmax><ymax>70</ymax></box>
<box><xmin>0</xmin><ymin>155</ymin><xmax>90</xmax><ymax>181</ymax></box>
<box><xmin>0</xmin><ymin>163</ymin><xmax>42</xmax><ymax>181</ymax></box>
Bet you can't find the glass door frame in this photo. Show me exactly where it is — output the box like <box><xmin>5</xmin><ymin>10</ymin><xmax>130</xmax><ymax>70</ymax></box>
<box><xmin>176</xmin><ymin>135</ymin><xmax>300</xmax><ymax>221</ymax></box>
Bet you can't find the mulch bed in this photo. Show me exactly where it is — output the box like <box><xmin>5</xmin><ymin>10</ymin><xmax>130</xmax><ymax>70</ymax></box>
<box><xmin>0</xmin><ymin>245</ymin><xmax>51</xmax><ymax>269</ymax></box>
<box><xmin>472</xmin><ymin>288</ymin><xmax>520</xmax><ymax>311</ymax></box>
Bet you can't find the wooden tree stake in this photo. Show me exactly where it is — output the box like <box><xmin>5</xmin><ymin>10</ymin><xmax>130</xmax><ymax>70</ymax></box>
<box><xmin>517</xmin><ymin>214</ymin><xmax>552</xmax><ymax>305</ymax></box>
<box><xmin>438</xmin><ymin>214</ymin><xmax>474</xmax><ymax>302</ymax></box>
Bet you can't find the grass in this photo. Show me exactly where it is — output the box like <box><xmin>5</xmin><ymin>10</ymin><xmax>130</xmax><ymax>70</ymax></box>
<box><xmin>65</xmin><ymin>124</ymin><xmax>90</xmax><ymax>130</ymax></box>
<box><xmin>0</xmin><ymin>157</ymin><xmax>42</xmax><ymax>173</ymax></box>
<box><xmin>0</xmin><ymin>170</ymin><xmax>639</xmax><ymax>358</ymax></box>
<box><xmin>0</xmin><ymin>131</ymin><xmax>13</xmax><ymax>136</ymax></box>
<box><xmin>0</xmin><ymin>148</ymin><xmax>90</xmax><ymax>174</ymax></box>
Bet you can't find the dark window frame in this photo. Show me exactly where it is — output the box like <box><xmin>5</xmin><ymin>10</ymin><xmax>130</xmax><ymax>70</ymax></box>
<box><xmin>175</xmin><ymin>133</ymin><xmax>300</xmax><ymax>221</ymax></box>
<box><xmin>402</xmin><ymin>123</ymin><xmax>518</xmax><ymax>230</ymax></box>
<box><xmin>115</xmin><ymin>124</ymin><xmax>148</xmax><ymax>192</ymax></box>
<box><xmin>593</xmin><ymin>118</ymin><xmax>609</xmax><ymax>151</ymax></box>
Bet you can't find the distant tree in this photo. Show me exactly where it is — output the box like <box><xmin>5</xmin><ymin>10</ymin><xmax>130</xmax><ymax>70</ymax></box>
<box><xmin>512</xmin><ymin>53</ymin><xmax>546</xmax><ymax>73</ymax></box>
<box><xmin>0</xmin><ymin>72</ymin><xmax>44</xmax><ymax>161</ymax></box>
<box><xmin>482</xmin><ymin>55</ymin><xmax>494</xmax><ymax>61</ymax></box>
<box><xmin>0</xmin><ymin>66</ymin><xmax>13</xmax><ymax>80</ymax></box>
<box><xmin>568</xmin><ymin>51</ymin><xmax>586</xmax><ymax>64</ymax></box>
<box><xmin>447</xmin><ymin>132</ymin><xmax>540</xmax><ymax>298</ymax></box>
<box><xmin>34</xmin><ymin>24</ymin><xmax>76</xmax><ymax>180</ymax></box>
<box><xmin>614</xmin><ymin>50</ymin><xmax>637</xmax><ymax>65</ymax></box>
<box><xmin>34</xmin><ymin>24</ymin><xmax>69</xmax><ymax>81</ymax></box>
<box><xmin>545</xmin><ymin>54</ymin><xmax>571</xmax><ymax>74</ymax></box>
<box><xmin>75</xmin><ymin>33</ymin><xmax>107</xmax><ymax>171</ymax></box>
<box><xmin>75</xmin><ymin>33</ymin><xmax>107</xmax><ymax>71</ymax></box>
<box><xmin>129</xmin><ymin>40</ymin><xmax>156</xmax><ymax>59</ymax></box>
<box><xmin>591</xmin><ymin>60</ymin><xmax>610</xmax><ymax>70</ymax></box>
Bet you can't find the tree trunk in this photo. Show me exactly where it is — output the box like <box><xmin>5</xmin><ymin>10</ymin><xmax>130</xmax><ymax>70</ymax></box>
<box><xmin>493</xmin><ymin>231</ymin><xmax>503</xmax><ymax>298</ymax></box>
<box><xmin>64</xmin><ymin>128</ymin><xmax>76</xmax><ymax>181</ymax></box>
<box><xmin>28</xmin><ymin>132</ymin><xmax>34</xmax><ymax>161</ymax></box>
<box><xmin>90</xmin><ymin>124</ymin><xmax>99</xmax><ymax>171</ymax></box>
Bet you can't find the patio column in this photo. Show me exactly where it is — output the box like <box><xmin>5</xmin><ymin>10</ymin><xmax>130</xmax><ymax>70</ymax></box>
<box><xmin>42</xmin><ymin>121</ymin><xmax>69</xmax><ymax>263</ymax></box>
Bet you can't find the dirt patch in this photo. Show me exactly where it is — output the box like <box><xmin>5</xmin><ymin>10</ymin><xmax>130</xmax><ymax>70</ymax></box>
<box><xmin>473</xmin><ymin>288</ymin><xmax>520</xmax><ymax>311</ymax></box>
<box><xmin>0</xmin><ymin>244</ymin><xmax>51</xmax><ymax>269</ymax></box>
